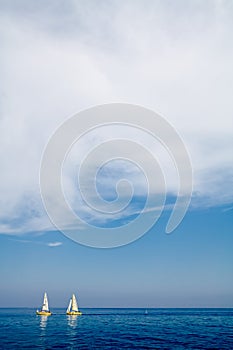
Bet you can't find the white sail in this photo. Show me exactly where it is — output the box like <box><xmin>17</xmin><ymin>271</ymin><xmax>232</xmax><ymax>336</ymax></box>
<box><xmin>66</xmin><ymin>298</ymin><xmax>72</xmax><ymax>313</ymax></box>
<box><xmin>41</xmin><ymin>292</ymin><xmax>49</xmax><ymax>311</ymax></box>
<box><xmin>71</xmin><ymin>294</ymin><xmax>78</xmax><ymax>312</ymax></box>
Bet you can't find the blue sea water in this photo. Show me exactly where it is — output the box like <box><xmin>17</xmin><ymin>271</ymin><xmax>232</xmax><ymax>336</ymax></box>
<box><xmin>0</xmin><ymin>308</ymin><xmax>233</xmax><ymax>349</ymax></box>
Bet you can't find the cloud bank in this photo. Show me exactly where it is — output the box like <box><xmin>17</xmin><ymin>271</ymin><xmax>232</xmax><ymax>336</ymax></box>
<box><xmin>0</xmin><ymin>0</ymin><xmax>232</xmax><ymax>235</ymax></box>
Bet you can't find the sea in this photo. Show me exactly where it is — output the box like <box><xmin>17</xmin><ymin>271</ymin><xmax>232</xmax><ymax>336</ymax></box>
<box><xmin>0</xmin><ymin>308</ymin><xmax>233</xmax><ymax>349</ymax></box>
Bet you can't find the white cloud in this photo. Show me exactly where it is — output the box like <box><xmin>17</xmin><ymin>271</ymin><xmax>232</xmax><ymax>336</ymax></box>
<box><xmin>7</xmin><ymin>237</ymin><xmax>63</xmax><ymax>247</ymax></box>
<box><xmin>0</xmin><ymin>1</ymin><xmax>232</xmax><ymax>234</ymax></box>
<box><xmin>47</xmin><ymin>242</ymin><xmax>63</xmax><ymax>247</ymax></box>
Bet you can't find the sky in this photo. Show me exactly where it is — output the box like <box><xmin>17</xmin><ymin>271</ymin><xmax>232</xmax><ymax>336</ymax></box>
<box><xmin>0</xmin><ymin>0</ymin><xmax>233</xmax><ymax>307</ymax></box>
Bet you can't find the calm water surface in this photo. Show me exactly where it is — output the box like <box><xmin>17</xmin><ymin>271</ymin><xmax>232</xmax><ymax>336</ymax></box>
<box><xmin>0</xmin><ymin>308</ymin><xmax>233</xmax><ymax>349</ymax></box>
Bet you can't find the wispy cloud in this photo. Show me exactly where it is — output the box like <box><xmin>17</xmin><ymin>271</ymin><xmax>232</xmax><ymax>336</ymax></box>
<box><xmin>222</xmin><ymin>206</ymin><xmax>233</xmax><ymax>213</ymax></box>
<box><xmin>8</xmin><ymin>237</ymin><xmax>63</xmax><ymax>247</ymax></box>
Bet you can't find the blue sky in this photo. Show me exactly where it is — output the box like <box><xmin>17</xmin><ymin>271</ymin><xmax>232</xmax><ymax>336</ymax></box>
<box><xmin>0</xmin><ymin>204</ymin><xmax>232</xmax><ymax>308</ymax></box>
<box><xmin>0</xmin><ymin>0</ymin><xmax>233</xmax><ymax>307</ymax></box>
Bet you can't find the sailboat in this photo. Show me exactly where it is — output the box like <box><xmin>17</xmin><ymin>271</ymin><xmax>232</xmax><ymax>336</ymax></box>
<box><xmin>36</xmin><ymin>292</ymin><xmax>52</xmax><ymax>316</ymax></box>
<box><xmin>66</xmin><ymin>294</ymin><xmax>82</xmax><ymax>316</ymax></box>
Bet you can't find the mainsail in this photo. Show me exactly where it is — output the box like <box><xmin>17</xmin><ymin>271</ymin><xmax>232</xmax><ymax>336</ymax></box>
<box><xmin>41</xmin><ymin>292</ymin><xmax>49</xmax><ymax>311</ymax></box>
<box><xmin>71</xmin><ymin>294</ymin><xmax>78</xmax><ymax>312</ymax></box>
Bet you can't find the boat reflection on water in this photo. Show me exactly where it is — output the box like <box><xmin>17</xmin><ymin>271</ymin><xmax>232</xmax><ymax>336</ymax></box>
<box><xmin>38</xmin><ymin>315</ymin><xmax>48</xmax><ymax>348</ymax></box>
<box><xmin>67</xmin><ymin>315</ymin><xmax>78</xmax><ymax>328</ymax></box>
<box><xmin>39</xmin><ymin>315</ymin><xmax>48</xmax><ymax>329</ymax></box>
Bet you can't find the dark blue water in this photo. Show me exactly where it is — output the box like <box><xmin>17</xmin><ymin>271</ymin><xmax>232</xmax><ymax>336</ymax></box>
<box><xmin>0</xmin><ymin>308</ymin><xmax>233</xmax><ymax>349</ymax></box>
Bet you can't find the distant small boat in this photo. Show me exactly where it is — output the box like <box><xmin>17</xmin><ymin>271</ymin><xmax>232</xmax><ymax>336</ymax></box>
<box><xmin>66</xmin><ymin>294</ymin><xmax>82</xmax><ymax>316</ymax></box>
<box><xmin>145</xmin><ymin>309</ymin><xmax>148</xmax><ymax>315</ymax></box>
<box><xmin>36</xmin><ymin>292</ymin><xmax>52</xmax><ymax>316</ymax></box>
